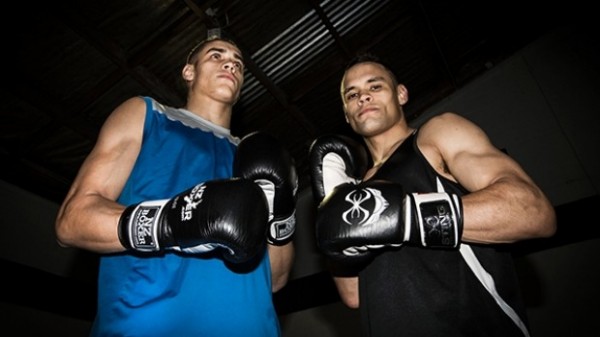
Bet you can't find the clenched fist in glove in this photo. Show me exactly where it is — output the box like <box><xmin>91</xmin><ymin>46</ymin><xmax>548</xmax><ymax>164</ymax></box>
<box><xmin>234</xmin><ymin>131</ymin><xmax>298</xmax><ymax>245</ymax></box>
<box><xmin>316</xmin><ymin>180</ymin><xmax>463</xmax><ymax>262</ymax></box>
<box><xmin>308</xmin><ymin>134</ymin><xmax>368</xmax><ymax>205</ymax></box>
<box><xmin>118</xmin><ymin>178</ymin><xmax>269</xmax><ymax>264</ymax></box>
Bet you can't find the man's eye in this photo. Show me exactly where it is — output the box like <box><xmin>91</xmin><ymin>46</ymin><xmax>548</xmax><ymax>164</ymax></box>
<box><xmin>346</xmin><ymin>93</ymin><xmax>358</xmax><ymax>100</ymax></box>
<box><xmin>370</xmin><ymin>85</ymin><xmax>381</xmax><ymax>91</ymax></box>
<box><xmin>211</xmin><ymin>53</ymin><xmax>221</xmax><ymax>59</ymax></box>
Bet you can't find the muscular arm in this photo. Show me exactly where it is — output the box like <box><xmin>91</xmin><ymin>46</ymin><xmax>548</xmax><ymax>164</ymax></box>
<box><xmin>419</xmin><ymin>112</ymin><xmax>557</xmax><ymax>244</ymax></box>
<box><xmin>55</xmin><ymin>97</ymin><xmax>146</xmax><ymax>253</ymax></box>
<box><xmin>328</xmin><ymin>113</ymin><xmax>557</xmax><ymax>308</ymax></box>
<box><xmin>268</xmin><ymin>242</ymin><xmax>295</xmax><ymax>292</ymax></box>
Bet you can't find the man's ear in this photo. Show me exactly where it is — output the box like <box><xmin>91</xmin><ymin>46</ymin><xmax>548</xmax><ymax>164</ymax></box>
<box><xmin>182</xmin><ymin>64</ymin><xmax>195</xmax><ymax>82</ymax></box>
<box><xmin>397</xmin><ymin>84</ymin><xmax>409</xmax><ymax>105</ymax></box>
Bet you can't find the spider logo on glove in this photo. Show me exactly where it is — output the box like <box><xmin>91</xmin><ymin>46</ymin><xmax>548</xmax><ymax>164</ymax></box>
<box><xmin>342</xmin><ymin>187</ymin><xmax>389</xmax><ymax>227</ymax></box>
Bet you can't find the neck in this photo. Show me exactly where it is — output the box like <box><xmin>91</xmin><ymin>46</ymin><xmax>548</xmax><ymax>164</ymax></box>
<box><xmin>367</xmin><ymin>128</ymin><xmax>415</xmax><ymax>168</ymax></box>
<box><xmin>185</xmin><ymin>94</ymin><xmax>234</xmax><ymax>128</ymax></box>
<box><xmin>371</xmin><ymin>139</ymin><xmax>402</xmax><ymax>168</ymax></box>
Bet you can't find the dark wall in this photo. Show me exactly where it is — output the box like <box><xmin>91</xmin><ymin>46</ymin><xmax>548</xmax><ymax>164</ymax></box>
<box><xmin>1</xmin><ymin>24</ymin><xmax>599</xmax><ymax>337</ymax></box>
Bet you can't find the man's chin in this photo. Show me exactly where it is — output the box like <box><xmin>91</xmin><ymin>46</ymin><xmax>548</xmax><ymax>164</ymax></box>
<box><xmin>352</xmin><ymin>120</ymin><xmax>384</xmax><ymax>136</ymax></box>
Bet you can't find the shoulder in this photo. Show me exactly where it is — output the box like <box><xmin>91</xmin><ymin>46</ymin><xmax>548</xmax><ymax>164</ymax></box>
<box><xmin>419</xmin><ymin>112</ymin><xmax>486</xmax><ymax>140</ymax></box>
<box><xmin>420</xmin><ymin>112</ymin><xmax>467</xmax><ymax>130</ymax></box>
<box><xmin>96</xmin><ymin>96</ymin><xmax>149</xmax><ymax>147</ymax></box>
<box><xmin>418</xmin><ymin>112</ymin><xmax>460</xmax><ymax>143</ymax></box>
<box><xmin>105</xmin><ymin>96</ymin><xmax>148</xmax><ymax>125</ymax></box>
<box><xmin>417</xmin><ymin>111</ymin><xmax>493</xmax><ymax>159</ymax></box>
<box><xmin>116</xmin><ymin>96</ymin><xmax>148</xmax><ymax>114</ymax></box>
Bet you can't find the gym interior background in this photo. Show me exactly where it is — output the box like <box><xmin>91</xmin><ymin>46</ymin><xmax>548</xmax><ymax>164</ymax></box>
<box><xmin>1</xmin><ymin>1</ymin><xmax>598</xmax><ymax>336</ymax></box>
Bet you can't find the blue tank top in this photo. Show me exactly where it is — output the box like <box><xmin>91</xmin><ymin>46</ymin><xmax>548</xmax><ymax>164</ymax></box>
<box><xmin>90</xmin><ymin>96</ymin><xmax>280</xmax><ymax>337</ymax></box>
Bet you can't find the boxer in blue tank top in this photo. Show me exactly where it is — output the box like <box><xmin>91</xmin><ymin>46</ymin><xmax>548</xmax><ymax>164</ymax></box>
<box><xmin>55</xmin><ymin>37</ymin><xmax>295</xmax><ymax>337</ymax></box>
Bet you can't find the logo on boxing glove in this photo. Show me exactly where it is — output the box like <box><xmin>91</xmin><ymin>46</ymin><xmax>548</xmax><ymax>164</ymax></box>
<box><xmin>420</xmin><ymin>201</ymin><xmax>455</xmax><ymax>246</ymax></box>
<box><xmin>342</xmin><ymin>187</ymin><xmax>389</xmax><ymax>226</ymax></box>
<box><xmin>180</xmin><ymin>183</ymin><xmax>207</xmax><ymax>221</ymax></box>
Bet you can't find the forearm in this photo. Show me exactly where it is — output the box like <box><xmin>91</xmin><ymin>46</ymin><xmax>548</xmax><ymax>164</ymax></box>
<box><xmin>461</xmin><ymin>177</ymin><xmax>556</xmax><ymax>244</ymax></box>
<box><xmin>268</xmin><ymin>242</ymin><xmax>294</xmax><ymax>292</ymax></box>
<box><xmin>55</xmin><ymin>192</ymin><xmax>126</xmax><ymax>253</ymax></box>
<box><xmin>333</xmin><ymin>275</ymin><xmax>359</xmax><ymax>308</ymax></box>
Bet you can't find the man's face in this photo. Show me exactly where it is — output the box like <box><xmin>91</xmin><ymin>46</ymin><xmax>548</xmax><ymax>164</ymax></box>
<box><xmin>341</xmin><ymin>62</ymin><xmax>403</xmax><ymax>137</ymax></box>
<box><xmin>192</xmin><ymin>40</ymin><xmax>245</xmax><ymax>104</ymax></box>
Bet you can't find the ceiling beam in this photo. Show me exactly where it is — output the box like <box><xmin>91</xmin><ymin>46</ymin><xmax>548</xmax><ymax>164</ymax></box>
<box><xmin>49</xmin><ymin>2</ymin><xmax>188</xmax><ymax>112</ymax></box>
<box><xmin>184</xmin><ymin>0</ymin><xmax>318</xmax><ymax>136</ymax></box>
<box><xmin>308</xmin><ymin>0</ymin><xmax>351</xmax><ymax>58</ymax></box>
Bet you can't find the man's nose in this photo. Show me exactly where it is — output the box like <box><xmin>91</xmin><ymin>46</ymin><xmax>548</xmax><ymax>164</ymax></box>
<box><xmin>358</xmin><ymin>93</ymin><xmax>372</xmax><ymax>105</ymax></box>
<box><xmin>223</xmin><ymin>61</ymin><xmax>236</xmax><ymax>73</ymax></box>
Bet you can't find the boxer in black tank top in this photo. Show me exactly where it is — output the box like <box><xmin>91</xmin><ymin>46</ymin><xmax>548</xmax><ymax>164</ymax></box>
<box><xmin>309</xmin><ymin>54</ymin><xmax>556</xmax><ymax>336</ymax></box>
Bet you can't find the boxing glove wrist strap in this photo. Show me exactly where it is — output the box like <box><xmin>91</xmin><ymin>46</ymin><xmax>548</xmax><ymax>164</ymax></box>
<box><xmin>404</xmin><ymin>192</ymin><xmax>463</xmax><ymax>248</ymax></box>
<box><xmin>267</xmin><ymin>211</ymin><xmax>296</xmax><ymax>245</ymax></box>
<box><xmin>118</xmin><ymin>199</ymin><xmax>169</xmax><ymax>252</ymax></box>
<box><xmin>255</xmin><ymin>178</ymin><xmax>296</xmax><ymax>246</ymax></box>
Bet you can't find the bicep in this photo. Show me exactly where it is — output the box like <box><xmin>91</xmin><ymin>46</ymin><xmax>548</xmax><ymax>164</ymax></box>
<box><xmin>427</xmin><ymin>113</ymin><xmax>533</xmax><ymax>192</ymax></box>
<box><xmin>451</xmin><ymin>146</ymin><xmax>533</xmax><ymax>193</ymax></box>
<box><xmin>55</xmin><ymin>97</ymin><xmax>146</xmax><ymax>251</ymax></box>
<box><xmin>420</xmin><ymin>113</ymin><xmax>556</xmax><ymax>242</ymax></box>
<box><xmin>70</xmin><ymin>97</ymin><xmax>146</xmax><ymax>200</ymax></box>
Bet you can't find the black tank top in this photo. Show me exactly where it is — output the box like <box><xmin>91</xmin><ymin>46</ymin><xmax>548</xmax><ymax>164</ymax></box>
<box><xmin>359</xmin><ymin>129</ymin><xmax>529</xmax><ymax>337</ymax></box>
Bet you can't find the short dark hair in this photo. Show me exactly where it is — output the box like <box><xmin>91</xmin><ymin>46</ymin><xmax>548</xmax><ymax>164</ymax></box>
<box><xmin>186</xmin><ymin>31</ymin><xmax>241</xmax><ymax>65</ymax></box>
<box><xmin>343</xmin><ymin>53</ymin><xmax>399</xmax><ymax>88</ymax></box>
<box><xmin>344</xmin><ymin>53</ymin><xmax>382</xmax><ymax>70</ymax></box>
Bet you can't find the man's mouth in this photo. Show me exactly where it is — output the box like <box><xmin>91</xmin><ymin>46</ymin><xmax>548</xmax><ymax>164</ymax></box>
<box><xmin>218</xmin><ymin>73</ymin><xmax>236</xmax><ymax>84</ymax></box>
<box><xmin>358</xmin><ymin>107</ymin><xmax>378</xmax><ymax>118</ymax></box>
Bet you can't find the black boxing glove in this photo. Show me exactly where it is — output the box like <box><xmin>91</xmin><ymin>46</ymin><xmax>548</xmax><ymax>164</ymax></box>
<box><xmin>118</xmin><ymin>179</ymin><xmax>269</xmax><ymax>263</ymax></box>
<box><xmin>234</xmin><ymin>131</ymin><xmax>298</xmax><ymax>245</ymax></box>
<box><xmin>308</xmin><ymin>134</ymin><xmax>368</xmax><ymax>205</ymax></box>
<box><xmin>316</xmin><ymin>180</ymin><xmax>463</xmax><ymax>262</ymax></box>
